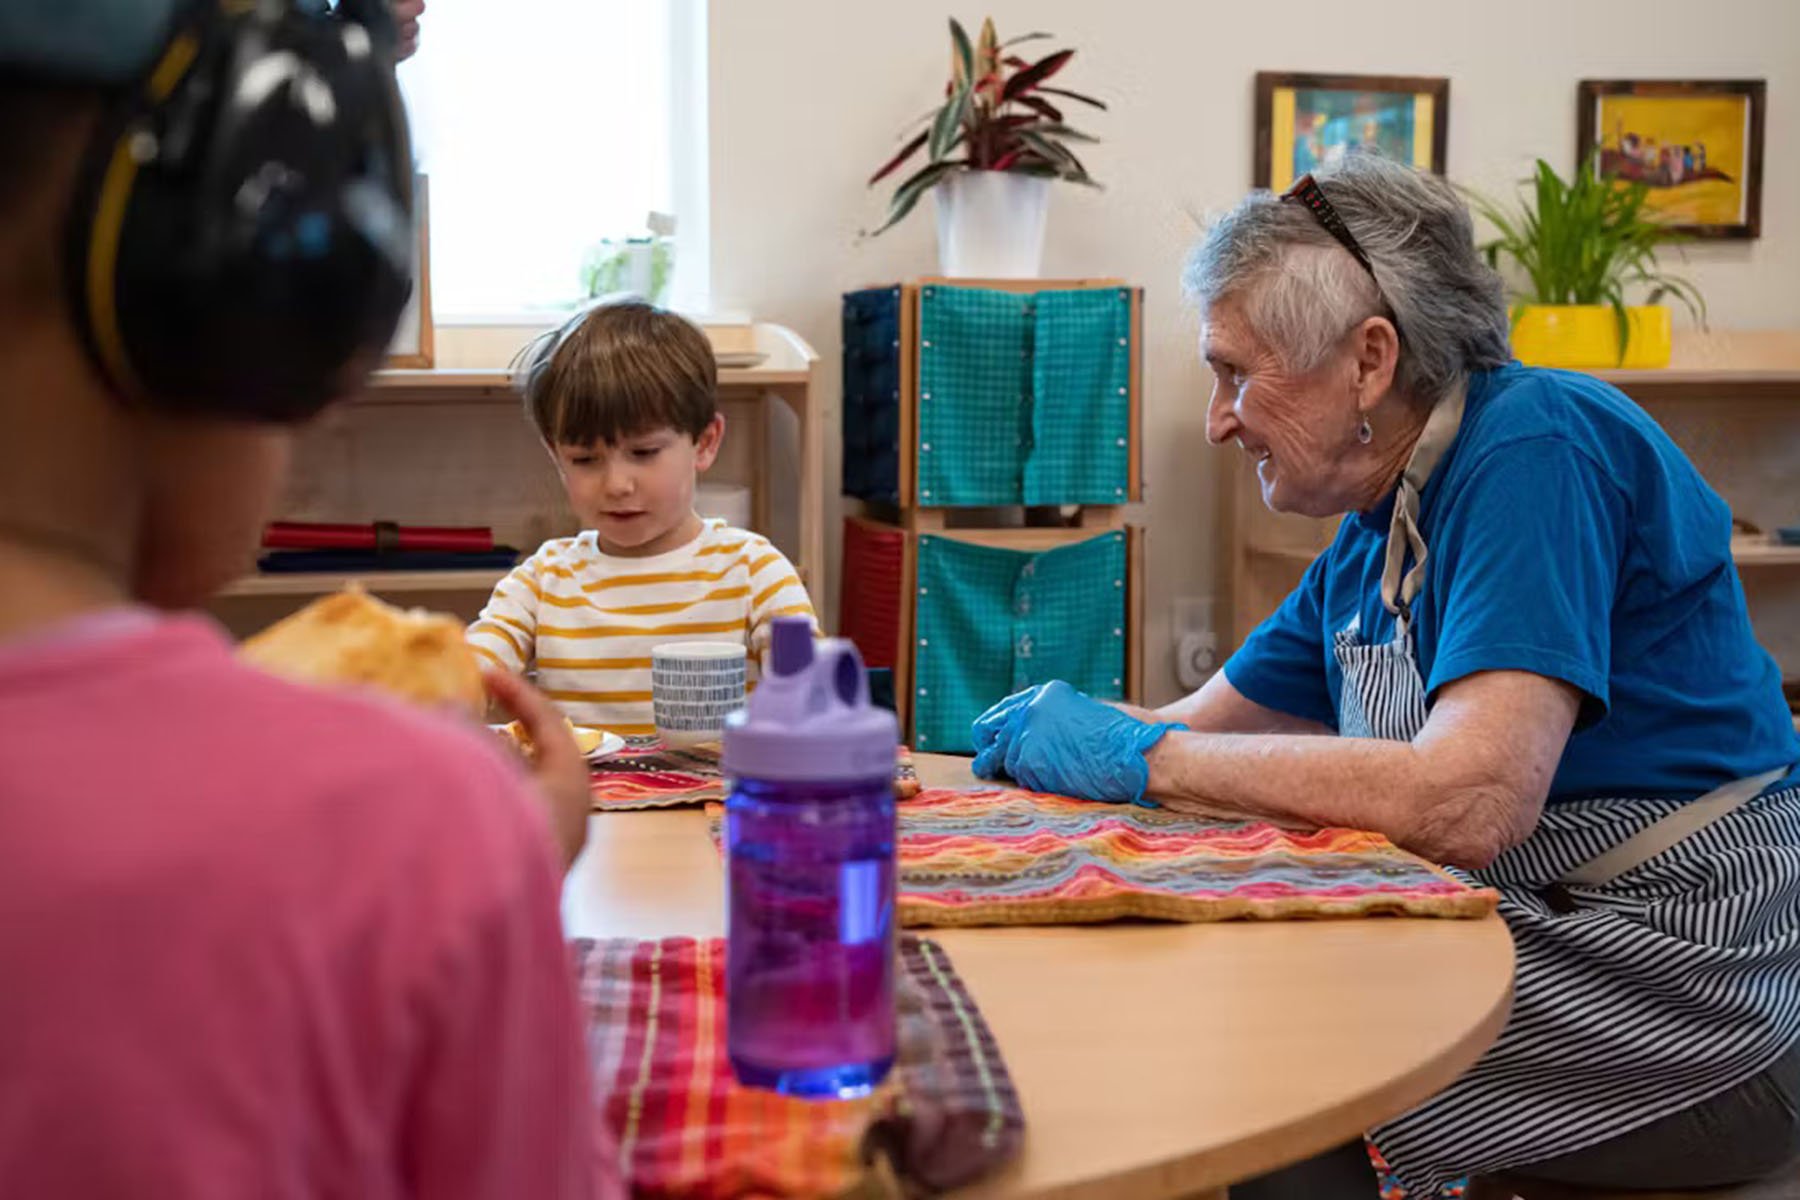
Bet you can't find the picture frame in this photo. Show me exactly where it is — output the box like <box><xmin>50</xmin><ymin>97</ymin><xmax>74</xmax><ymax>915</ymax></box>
<box><xmin>1577</xmin><ymin>79</ymin><xmax>1766</xmax><ymax>239</ymax></box>
<box><xmin>1254</xmin><ymin>72</ymin><xmax>1449</xmax><ymax>192</ymax></box>
<box><xmin>385</xmin><ymin>172</ymin><xmax>434</xmax><ymax>368</ymax></box>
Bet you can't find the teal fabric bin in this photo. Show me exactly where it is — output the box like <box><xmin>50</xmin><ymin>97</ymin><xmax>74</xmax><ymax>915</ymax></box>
<box><xmin>916</xmin><ymin>285</ymin><xmax>1033</xmax><ymax>506</ymax></box>
<box><xmin>912</xmin><ymin>530</ymin><xmax>1128</xmax><ymax>753</ymax></box>
<box><xmin>916</xmin><ymin>284</ymin><xmax>1132</xmax><ymax>509</ymax></box>
<box><xmin>1026</xmin><ymin>287</ymin><xmax>1132</xmax><ymax>505</ymax></box>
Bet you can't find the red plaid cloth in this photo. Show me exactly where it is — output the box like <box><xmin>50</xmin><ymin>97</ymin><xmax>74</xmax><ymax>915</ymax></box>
<box><xmin>575</xmin><ymin>936</ymin><xmax>1023</xmax><ymax>1197</ymax></box>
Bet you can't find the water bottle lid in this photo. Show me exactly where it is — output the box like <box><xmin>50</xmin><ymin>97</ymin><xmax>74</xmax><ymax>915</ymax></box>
<box><xmin>722</xmin><ymin>617</ymin><xmax>899</xmax><ymax>783</ymax></box>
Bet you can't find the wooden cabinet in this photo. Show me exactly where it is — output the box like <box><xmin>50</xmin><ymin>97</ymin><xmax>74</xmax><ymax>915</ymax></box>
<box><xmin>838</xmin><ymin>278</ymin><xmax>1148</xmax><ymax>749</ymax></box>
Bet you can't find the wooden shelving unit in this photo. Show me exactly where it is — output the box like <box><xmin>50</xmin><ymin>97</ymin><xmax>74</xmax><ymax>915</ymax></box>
<box><xmin>839</xmin><ymin>278</ymin><xmax>1148</xmax><ymax>748</ymax></box>
<box><xmin>364</xmin><ymin>362</ymin><xmax>817</xmax><ymax>404</ymax></box>
<box><xmin>208</xmin><ymin>322</ymin><xmax>822</xmax><ymax>639</ymax></box>
<box><xmin>1588</xmin><ymin>368</ymin><xmax>1800</xmax><ymax>401</ymax></box>
<box><xmin>1733</xmin><ymin>539</ymin><xmax>1800</xmax><ymax>568</ymax></box>
<box><xmin>1227</xmin><ymin>331</ymin><xmax>1800</xmax><ymax>713</ymax></box>
<box><xmin>218</xmin><ymin>568</ymin><xmax>510</xmax><ymax>598</ymax></box>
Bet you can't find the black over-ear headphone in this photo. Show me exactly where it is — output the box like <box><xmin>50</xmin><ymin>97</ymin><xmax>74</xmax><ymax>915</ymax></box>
<box><xmin>64</xmin><ymin>0</ymin><xmax>414</xmax><ymax>422</ymax></box>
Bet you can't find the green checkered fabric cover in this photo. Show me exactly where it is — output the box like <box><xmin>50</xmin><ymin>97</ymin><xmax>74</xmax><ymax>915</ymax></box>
<box><xmin>917</xmin><ymin>284</ymin><xmax>1131</xmax><ymax>507</ymax></box>
<box><xmin>1025</xmin><ymin>288</ymin><xmax>1132</xmax><ymax>505</ymax></box>
<box><xmin>912</xmin><ymin>530</ymin><xmax>1127</xmax><ymax>753</ymax></box>
<box><xmin>916</xmin><ymin>286</ymin><xmax>1032</xmax><ymax>506</ymax></box>
<box><xmin>1012</xmin><ymin>532</ymin><xmax>1130</xmax><ymax>693</ymax></box>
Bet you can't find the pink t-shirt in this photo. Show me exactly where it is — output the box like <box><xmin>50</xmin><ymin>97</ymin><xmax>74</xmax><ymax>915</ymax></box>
<box><xmin>0</xmin><ymin>611</ymin><xmax>621</xmax><ymax>1198</ymax></box>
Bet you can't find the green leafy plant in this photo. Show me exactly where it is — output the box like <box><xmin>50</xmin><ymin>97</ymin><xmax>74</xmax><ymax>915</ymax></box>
<box><xmin>866</xmin><ymin>17</ymin><xmax>1105</xmax><ymax>235</ymax></box>
<box><xmin>580</xmin><ymin>237</ymin><xmax>673</xmax><ymax>305</ymax></box>
<box><xmin>1468</xmin><ymin>155</ymin><xmax>1706</xmax><ymax>356</ymax></box>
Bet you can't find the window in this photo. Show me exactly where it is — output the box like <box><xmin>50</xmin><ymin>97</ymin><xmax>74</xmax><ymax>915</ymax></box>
<box><xmin>396</xmin><ymin>0</ymin><xmax>709</xmax><ymax>319</ymax></box>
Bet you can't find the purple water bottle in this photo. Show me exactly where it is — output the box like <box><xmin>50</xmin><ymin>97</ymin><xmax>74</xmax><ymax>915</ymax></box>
<box><xmin>721</xmin><ymin>617</ymin><xmax>899</xmax><ymax>1098</ymax></box>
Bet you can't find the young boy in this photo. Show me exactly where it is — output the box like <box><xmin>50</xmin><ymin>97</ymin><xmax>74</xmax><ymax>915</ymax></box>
<box><xmin>469</xmin><ymin>302</ymin><xmax>816</xmax><ymax>736</ymax></box>
<box><xmin>0</xmin><ymin>9</ymin><xmax>615</xmax><ymax>1196</ymax></box>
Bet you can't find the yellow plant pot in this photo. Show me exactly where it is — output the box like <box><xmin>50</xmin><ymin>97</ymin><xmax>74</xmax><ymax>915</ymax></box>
<box><xmin>1510</xmin><ymin>304</ymin><xmax>1672</xmax><ymax>369</ymax></box>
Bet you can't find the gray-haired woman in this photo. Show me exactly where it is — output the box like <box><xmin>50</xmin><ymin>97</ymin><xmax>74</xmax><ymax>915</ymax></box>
<box><xmin>970</xmin><ymin>152</ymin><xmax>1800</xmax><ymax>1195</ymax></box>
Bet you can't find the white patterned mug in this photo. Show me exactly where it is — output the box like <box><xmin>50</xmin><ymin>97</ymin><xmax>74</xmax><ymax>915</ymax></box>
<box><xmin>651</xmin><ymin>641</ymin><xmax>748</xmax><ymax>748</ymax></box>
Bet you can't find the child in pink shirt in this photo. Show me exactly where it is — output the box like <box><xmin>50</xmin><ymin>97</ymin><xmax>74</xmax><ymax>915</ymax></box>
<box><xmin>0</xmin><ymin>8</ymin><xmax>618</xmax><ymax>1197</ymax></box>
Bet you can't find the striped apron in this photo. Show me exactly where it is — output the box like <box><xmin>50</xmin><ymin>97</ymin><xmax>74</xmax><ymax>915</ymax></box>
<box><xmin>1340</xmin><ymin>387</ymin><xmax>1800</xmax><ymax>1194</ymax></box>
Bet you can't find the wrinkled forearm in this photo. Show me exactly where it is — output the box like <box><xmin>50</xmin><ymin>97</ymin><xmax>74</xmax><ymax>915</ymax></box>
<box><xmin>1107</xmin><ymin>700</ymin><xmax>1162</xmax><ymax>722</ymax></box>
<box><xmin>1153</xmin><ymin>670</ymin><xmax>1337</xmax><ymax>736</ymax></box>
<box><xmin>1142</xmin><ymin>729</ymin><xmax>1539</xmax><ymax>868</ymax></box>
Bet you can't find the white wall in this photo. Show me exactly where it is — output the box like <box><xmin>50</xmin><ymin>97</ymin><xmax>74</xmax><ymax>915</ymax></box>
<box><xmin>707</xmin><ymin>0</ymin><xmax>1800</xmax><ymax>704</ymax></box>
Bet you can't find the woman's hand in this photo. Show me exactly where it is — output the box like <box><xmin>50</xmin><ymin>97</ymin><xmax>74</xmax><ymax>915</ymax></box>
<box><xmin>970</xmin><ymin>683</ymin><xmax>1047</xmax><ymax>762</ymax></box>
<box><xmin>483</xmin><ymin>668</ymin><xmax>589</xmax><ymax>871</ymax></box>
<box><xmin>971</xmin><ymin>681</ymin><xmax>1185</xmax><ymax>804</ymax></box>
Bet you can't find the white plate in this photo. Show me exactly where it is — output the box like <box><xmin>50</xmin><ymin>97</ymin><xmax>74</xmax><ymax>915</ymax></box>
<box><xmin>584</xmin><ymin>729</ymin><xmax>627</xmax><ymax>761</ymax></box>
<box><xmin>714</xmin><ymin>350</ymin><xmax>769</xmax><ymax>369</ymax></box>
<box><xmin>490</xmin><ymin>723</ymin><xmax>626</xmax><ymax>761</ymax></box>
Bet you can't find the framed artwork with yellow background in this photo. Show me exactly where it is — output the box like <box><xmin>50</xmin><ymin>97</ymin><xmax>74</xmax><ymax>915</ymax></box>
<box><xmin>1254</xmin><ymin>72</ymin><xmax>1449</xmax><ymax>192</ymax></box>
<box><xmin>1578</xmin><ymin>79</ymin><xmax>1766</xmax><ymax>239</ymax></box>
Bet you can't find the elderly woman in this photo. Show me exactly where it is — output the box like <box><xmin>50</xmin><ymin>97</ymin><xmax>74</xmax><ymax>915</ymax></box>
<box><xmin>972</xmin><ymin>152</ymin><xmax>1800</xmax><ymax>1196</ymax></box>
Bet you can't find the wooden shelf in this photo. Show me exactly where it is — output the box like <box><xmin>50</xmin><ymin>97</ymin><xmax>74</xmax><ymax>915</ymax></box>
<box><xmin>219</xmin><ymin>568</ymin><xmax>510</xmax><ymax>599</ymax></box>
<box><xmin>221</xmin><ymin>555</ymin><xmax>827</xmax><ymax>601</ymax></box>
<box><xmin>362</xmin><ymin>369</ymin><xmax>513</xmax><ymax>402</ymax></box>
<box><xmin>1734</xmin><ymin>540</ymin><xmax>1800</xmax><ymax>568</ymax></box>
<box><xmin>1593</xmin><ymin>367</ymin><xmax>1800</xmax><ymax>401</ymax></box>
<box><xmin>363</xmin><ymin>324</ymin><xmax>820</xmax><ymax>405</ymax></box>
<box><xmin>361</xmin><ymin>362</ymin><xmax>811</xmax><ymax>404</ymax></box>
<box><xmin>916</xmin><ymin>525</ymin><xmax>1124</xmax><ymax>553</ymax></box>
<box><xmin>1591</xmin><ymin>331</ymin><xmax>1800</xmax><ymax>402</ymax></box>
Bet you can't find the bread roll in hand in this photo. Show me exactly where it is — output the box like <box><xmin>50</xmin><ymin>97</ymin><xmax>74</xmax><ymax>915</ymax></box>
<box><xmin>239</xmin><ymin>586</ymin><xmax>486</xmax><ymax>719</ymax></box>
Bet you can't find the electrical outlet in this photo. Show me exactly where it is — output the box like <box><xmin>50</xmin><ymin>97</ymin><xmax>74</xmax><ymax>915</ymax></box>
<box><xmin>1171</xmin><ymin>596</ymin><xmax>1218</xmax><ymax>692</ymax></box>
<box><xmin>1176</xmin><ymin>631</ymin><xmax>1217</xmax><ymax>691</ymax></box>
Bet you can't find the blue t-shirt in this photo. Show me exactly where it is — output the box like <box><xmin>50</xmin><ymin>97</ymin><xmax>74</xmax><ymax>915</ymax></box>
<box><xmin>1225</xmin><ymin>362</ymin><xmax>1800</xmax><ymax>802</ymax></box>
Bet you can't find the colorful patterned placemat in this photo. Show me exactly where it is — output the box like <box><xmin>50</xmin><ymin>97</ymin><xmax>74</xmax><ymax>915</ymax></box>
<box><xmin>706</xmin><ymin>787</ymin><xmax>1498</xmax><ymax>927</ymax></box>
<box><xmin>590</xmin><ymin>738</ymin><xmax>921</xmax><ymax>811</ymax></box>
<box><xmin>588</xmin><ymin>738</ymin><xmax>729</xmax><ymax>811</ymax></box>
<box><xmin>576</xmin><ymin>934</ymin><xmax>1023</xmax><ymax>1198</ymax></box>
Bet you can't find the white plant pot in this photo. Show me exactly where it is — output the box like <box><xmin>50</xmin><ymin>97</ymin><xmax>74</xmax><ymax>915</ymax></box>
<box><xmin>933</xmin><ymin>170</ymin><xmax>1051</xmax><ymax>279</ymax></box>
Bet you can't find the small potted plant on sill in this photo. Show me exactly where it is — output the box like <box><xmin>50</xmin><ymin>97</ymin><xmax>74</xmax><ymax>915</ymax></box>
<box><xmin>1470</xmin><ymin>156</ymin><xmax>1704</xmax><ymax>369</ymax></box>
<box><xmin>866</xmin><ymin>17</ymin><xmax>1105</xmax><ymax>278</ymax></box>
<box><xmin>579</xmin><ymin>212</ymin><xmax>676</xmax><ymax>306</ymax></box>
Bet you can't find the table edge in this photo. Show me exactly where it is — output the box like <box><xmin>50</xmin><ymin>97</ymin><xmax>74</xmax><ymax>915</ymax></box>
<box><xmin>957</xmin><ymin>915</ymin><xmax>1517</xmax><ymax>1200</ymax></box>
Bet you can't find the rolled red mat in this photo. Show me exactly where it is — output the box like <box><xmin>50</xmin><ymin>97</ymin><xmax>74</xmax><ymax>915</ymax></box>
<box><xmin>262</xmin><ymin>521</ymin><xmax>494</xmax><ymax>553</ymax></box>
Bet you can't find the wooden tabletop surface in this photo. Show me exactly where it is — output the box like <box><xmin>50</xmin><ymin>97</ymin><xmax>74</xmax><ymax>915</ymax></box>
<box><xmin>562</xmin><ymin>754</ymin><xmax>1515</xmax><ymax>1199</ymax></box>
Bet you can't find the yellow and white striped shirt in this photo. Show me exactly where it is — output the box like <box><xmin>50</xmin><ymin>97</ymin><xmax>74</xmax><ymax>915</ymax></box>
<box><xmin>466</xmin><ymin>520</ymin><xmax>815</xmax><ymax>736</ymax></box>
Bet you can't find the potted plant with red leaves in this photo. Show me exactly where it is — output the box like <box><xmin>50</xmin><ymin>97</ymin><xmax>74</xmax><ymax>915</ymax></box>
<box><xmin>867</xmin><ymin>17</ymin><xmax>1105</xmax><ymax>277</ymax></box>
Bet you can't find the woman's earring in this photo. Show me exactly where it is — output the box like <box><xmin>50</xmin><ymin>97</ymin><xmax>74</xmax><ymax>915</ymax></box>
<box><xmin>1357</xmin><ymin>419</ymin><xmax>1374</xmax><ymax>445</ymax></box>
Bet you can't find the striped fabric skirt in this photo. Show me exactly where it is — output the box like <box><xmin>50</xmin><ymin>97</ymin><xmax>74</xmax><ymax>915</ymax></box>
<box><xmin>1372</xmin><ymin>779</ymin><xmax>1800</xmax><ymax>1194</ymax></box>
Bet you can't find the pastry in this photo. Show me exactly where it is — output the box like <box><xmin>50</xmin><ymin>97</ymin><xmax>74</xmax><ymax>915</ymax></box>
<box><xmin>240</xmin><ymin>585</ymin><xmax>486</xmax><ymax>718</ymax></box>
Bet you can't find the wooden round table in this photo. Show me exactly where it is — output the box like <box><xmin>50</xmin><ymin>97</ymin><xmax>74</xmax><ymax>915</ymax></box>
<box><xmin>562</xmin><ymin>754</ymin><xmax>1516</xmax><ymax>1199</ymax></box>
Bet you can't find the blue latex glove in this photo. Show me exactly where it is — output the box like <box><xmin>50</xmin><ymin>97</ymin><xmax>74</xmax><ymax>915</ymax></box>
<box><xmin>969</xmin><ymin>680</ymin><xmax>1185</xmax><ymax>805</ymax></box>
<box><xmin>969</xmin><ymin>683</ymin><xmax>1048</xmax><ymax>763</ymax></box>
